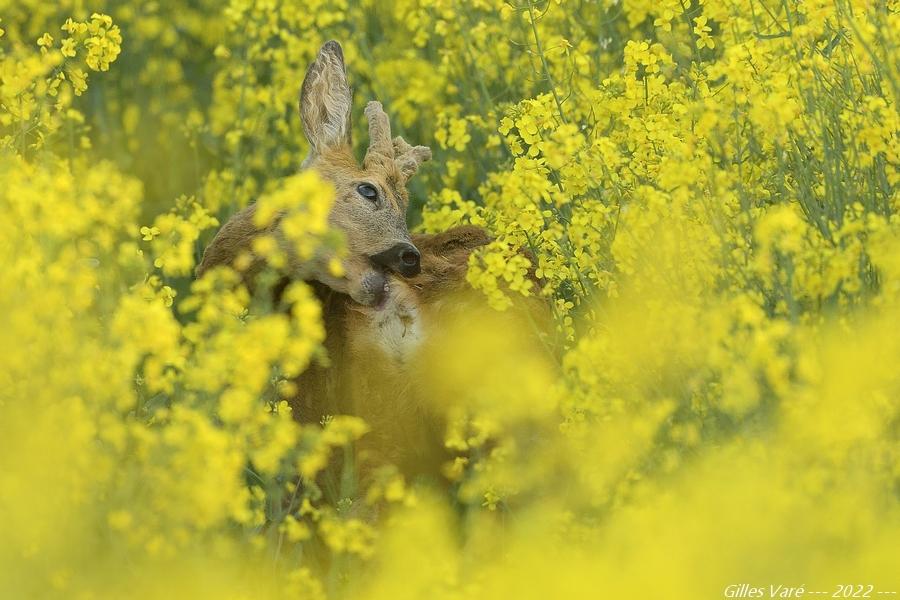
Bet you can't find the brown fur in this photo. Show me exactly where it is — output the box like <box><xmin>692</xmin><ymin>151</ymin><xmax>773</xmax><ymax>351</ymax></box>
<box><xmin>290</xmin><ymin>226</ymin><xmax>495</xmax><ymax>483</ymax></box>
<box><xmin>289</xmin><ymin>225</ymin><xmax>552</xmax><ymax>488</ymax></box>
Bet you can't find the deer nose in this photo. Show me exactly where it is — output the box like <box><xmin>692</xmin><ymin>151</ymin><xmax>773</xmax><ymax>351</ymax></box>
<box><xmin>371</xmin><ymin>242</ymin><xmax>421</xmax><ymax>278</ymax></box>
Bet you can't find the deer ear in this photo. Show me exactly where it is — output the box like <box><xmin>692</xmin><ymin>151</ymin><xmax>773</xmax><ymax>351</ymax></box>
<box><xmin>300</xmin><ymin>41</ymin><xmax>352</xmax><ymax>163</ymax></box>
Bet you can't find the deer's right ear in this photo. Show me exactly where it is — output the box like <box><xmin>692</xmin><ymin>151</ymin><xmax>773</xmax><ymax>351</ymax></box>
<box><xmin>300</xmin><ymin>40</ymin><xmax>352</xmax><ymax>163</ymax></box>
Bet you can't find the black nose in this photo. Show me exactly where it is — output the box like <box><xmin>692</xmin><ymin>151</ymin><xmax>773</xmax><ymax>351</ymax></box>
<box><xmin>370</xmin><ymin>242</ymin><xmax>421</xmax><ymax>277</ymax></box>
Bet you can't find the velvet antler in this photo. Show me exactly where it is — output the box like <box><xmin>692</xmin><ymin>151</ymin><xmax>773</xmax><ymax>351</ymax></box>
<box><xmin>363</xmin><ymin>101</ymin><xmax>431</xmax><ymax>182</ymax></box>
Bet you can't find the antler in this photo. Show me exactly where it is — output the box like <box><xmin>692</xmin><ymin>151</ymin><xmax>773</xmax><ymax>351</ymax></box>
<box><xmin>363</xmin><ymin>101</ymin><xmax>431</xmax><ymax>182</ymax></box>
<box><xmin>363</xmin><ymin>101</ymin><xmax>394</xmax><ymax>171</ymax></box>
<box><xmin>393</xmin><ymin>135</ymin><xmax>432</xmax><ymax>181</ymax></box>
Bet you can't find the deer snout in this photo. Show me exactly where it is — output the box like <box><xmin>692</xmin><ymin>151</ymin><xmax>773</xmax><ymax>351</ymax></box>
<box><xmin>370</xmin><ymin>242</ymin><xmax>421</xmax><ymax>278</ymax></box>
<box><xmin>361</xmin><ymin>270</ymin><xmax>388</xmax><ymax>307</ymax></box>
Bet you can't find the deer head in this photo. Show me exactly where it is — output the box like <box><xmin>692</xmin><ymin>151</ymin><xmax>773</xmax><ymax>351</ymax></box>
<box><xmin>196</xmin><ymin>41</ymin><xmax>431</xmax><ymax>306</ymax></box>
<box><xmin>298</xmin><ymin>40</ymin><xmax>431</xmax><ymax>306</ymax></box>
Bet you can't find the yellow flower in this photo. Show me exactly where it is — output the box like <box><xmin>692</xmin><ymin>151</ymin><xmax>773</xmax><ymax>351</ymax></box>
<box><xmin>60</xmin><ymin>38</ymin><xmax>77</xmax><ymax>58</ymax></box>
<box><xmin>694</xmin><ymin>15</ymin><xmax>715</xmax><ymax>50</ymax></box>
<box><xmin>140</xmin><ymin>225</ymin><xmax>160</xmax><ymax>240</ymax></box>
<box><xmin>37</xmin><ymin>33</ymin><xmax>54</xmax><ymax>53</ymax></box>
<box><xmin>1</xmin><ymin>3</ymin><xmax>899</xmax><ymax>596</ymax></box>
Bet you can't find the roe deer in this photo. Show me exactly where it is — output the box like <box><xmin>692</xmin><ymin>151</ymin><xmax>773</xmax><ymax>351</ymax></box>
<box><xmin>196</xmin><ymin>41</ymin><xmax>431</xmax><ymax>306</ymax></box>
<box><xmin>197</xmin><ymin>41</ymin><xmax>545</xmax><ymax>491</ymax></box>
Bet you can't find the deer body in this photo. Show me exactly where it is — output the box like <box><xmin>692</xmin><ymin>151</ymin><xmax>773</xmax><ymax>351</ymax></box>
<box><xmin>196</xmin><ymin>41</ymin><xmax>489</xmax><ymax>478</ymax></box>
<box><xmin>290</xmin><ymin>226</ymin><xmax>493</xmax><ymax>481</ymax></box>
<box><xmin>197</xmin><ymin>42</ymin><xmax>540</xmax><ymax>486</ymax></box>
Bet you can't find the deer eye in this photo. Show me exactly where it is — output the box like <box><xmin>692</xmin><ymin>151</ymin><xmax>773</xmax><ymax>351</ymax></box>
<box><xmin>357</xmin><ymin>183</ymin><xmax>379</xmax><ymax>202</ymax></box>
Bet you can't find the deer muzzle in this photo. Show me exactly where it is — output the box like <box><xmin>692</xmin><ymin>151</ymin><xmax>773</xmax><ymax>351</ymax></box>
<box><xmin>370</xmin><ymin>242</ymin><xmax>421</xmax><ymax>278</ymax></box>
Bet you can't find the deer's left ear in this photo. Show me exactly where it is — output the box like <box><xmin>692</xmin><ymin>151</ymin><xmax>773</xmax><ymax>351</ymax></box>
<box><xmin>300</xmin><ymin>41</ymin><xmax>352</xmax><ymax>164</ymax></box>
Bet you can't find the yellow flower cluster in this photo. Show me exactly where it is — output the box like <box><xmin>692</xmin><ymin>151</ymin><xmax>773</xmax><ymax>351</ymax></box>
<box><xmin>1</xmin><ymin>1</ymin><xmax>899</xmax><ymax>598</ymax></box>
<box><xmin>60</xmin><ymin>13</ymin><xmax>122</xmax><ymax>71</ymax></box>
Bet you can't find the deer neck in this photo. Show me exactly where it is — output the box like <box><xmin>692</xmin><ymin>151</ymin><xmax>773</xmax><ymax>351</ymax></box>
<box><xmin>348</xmin><ymin>278</ymin><xmax>424</xmax><ymax>367</ymax></box>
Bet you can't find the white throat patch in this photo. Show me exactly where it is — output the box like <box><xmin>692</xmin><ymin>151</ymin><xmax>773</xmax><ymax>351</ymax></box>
<box><xmin>372</xmin><ymin>296</ymin><xmax>424</xmax><ymax>365</ymax></box>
